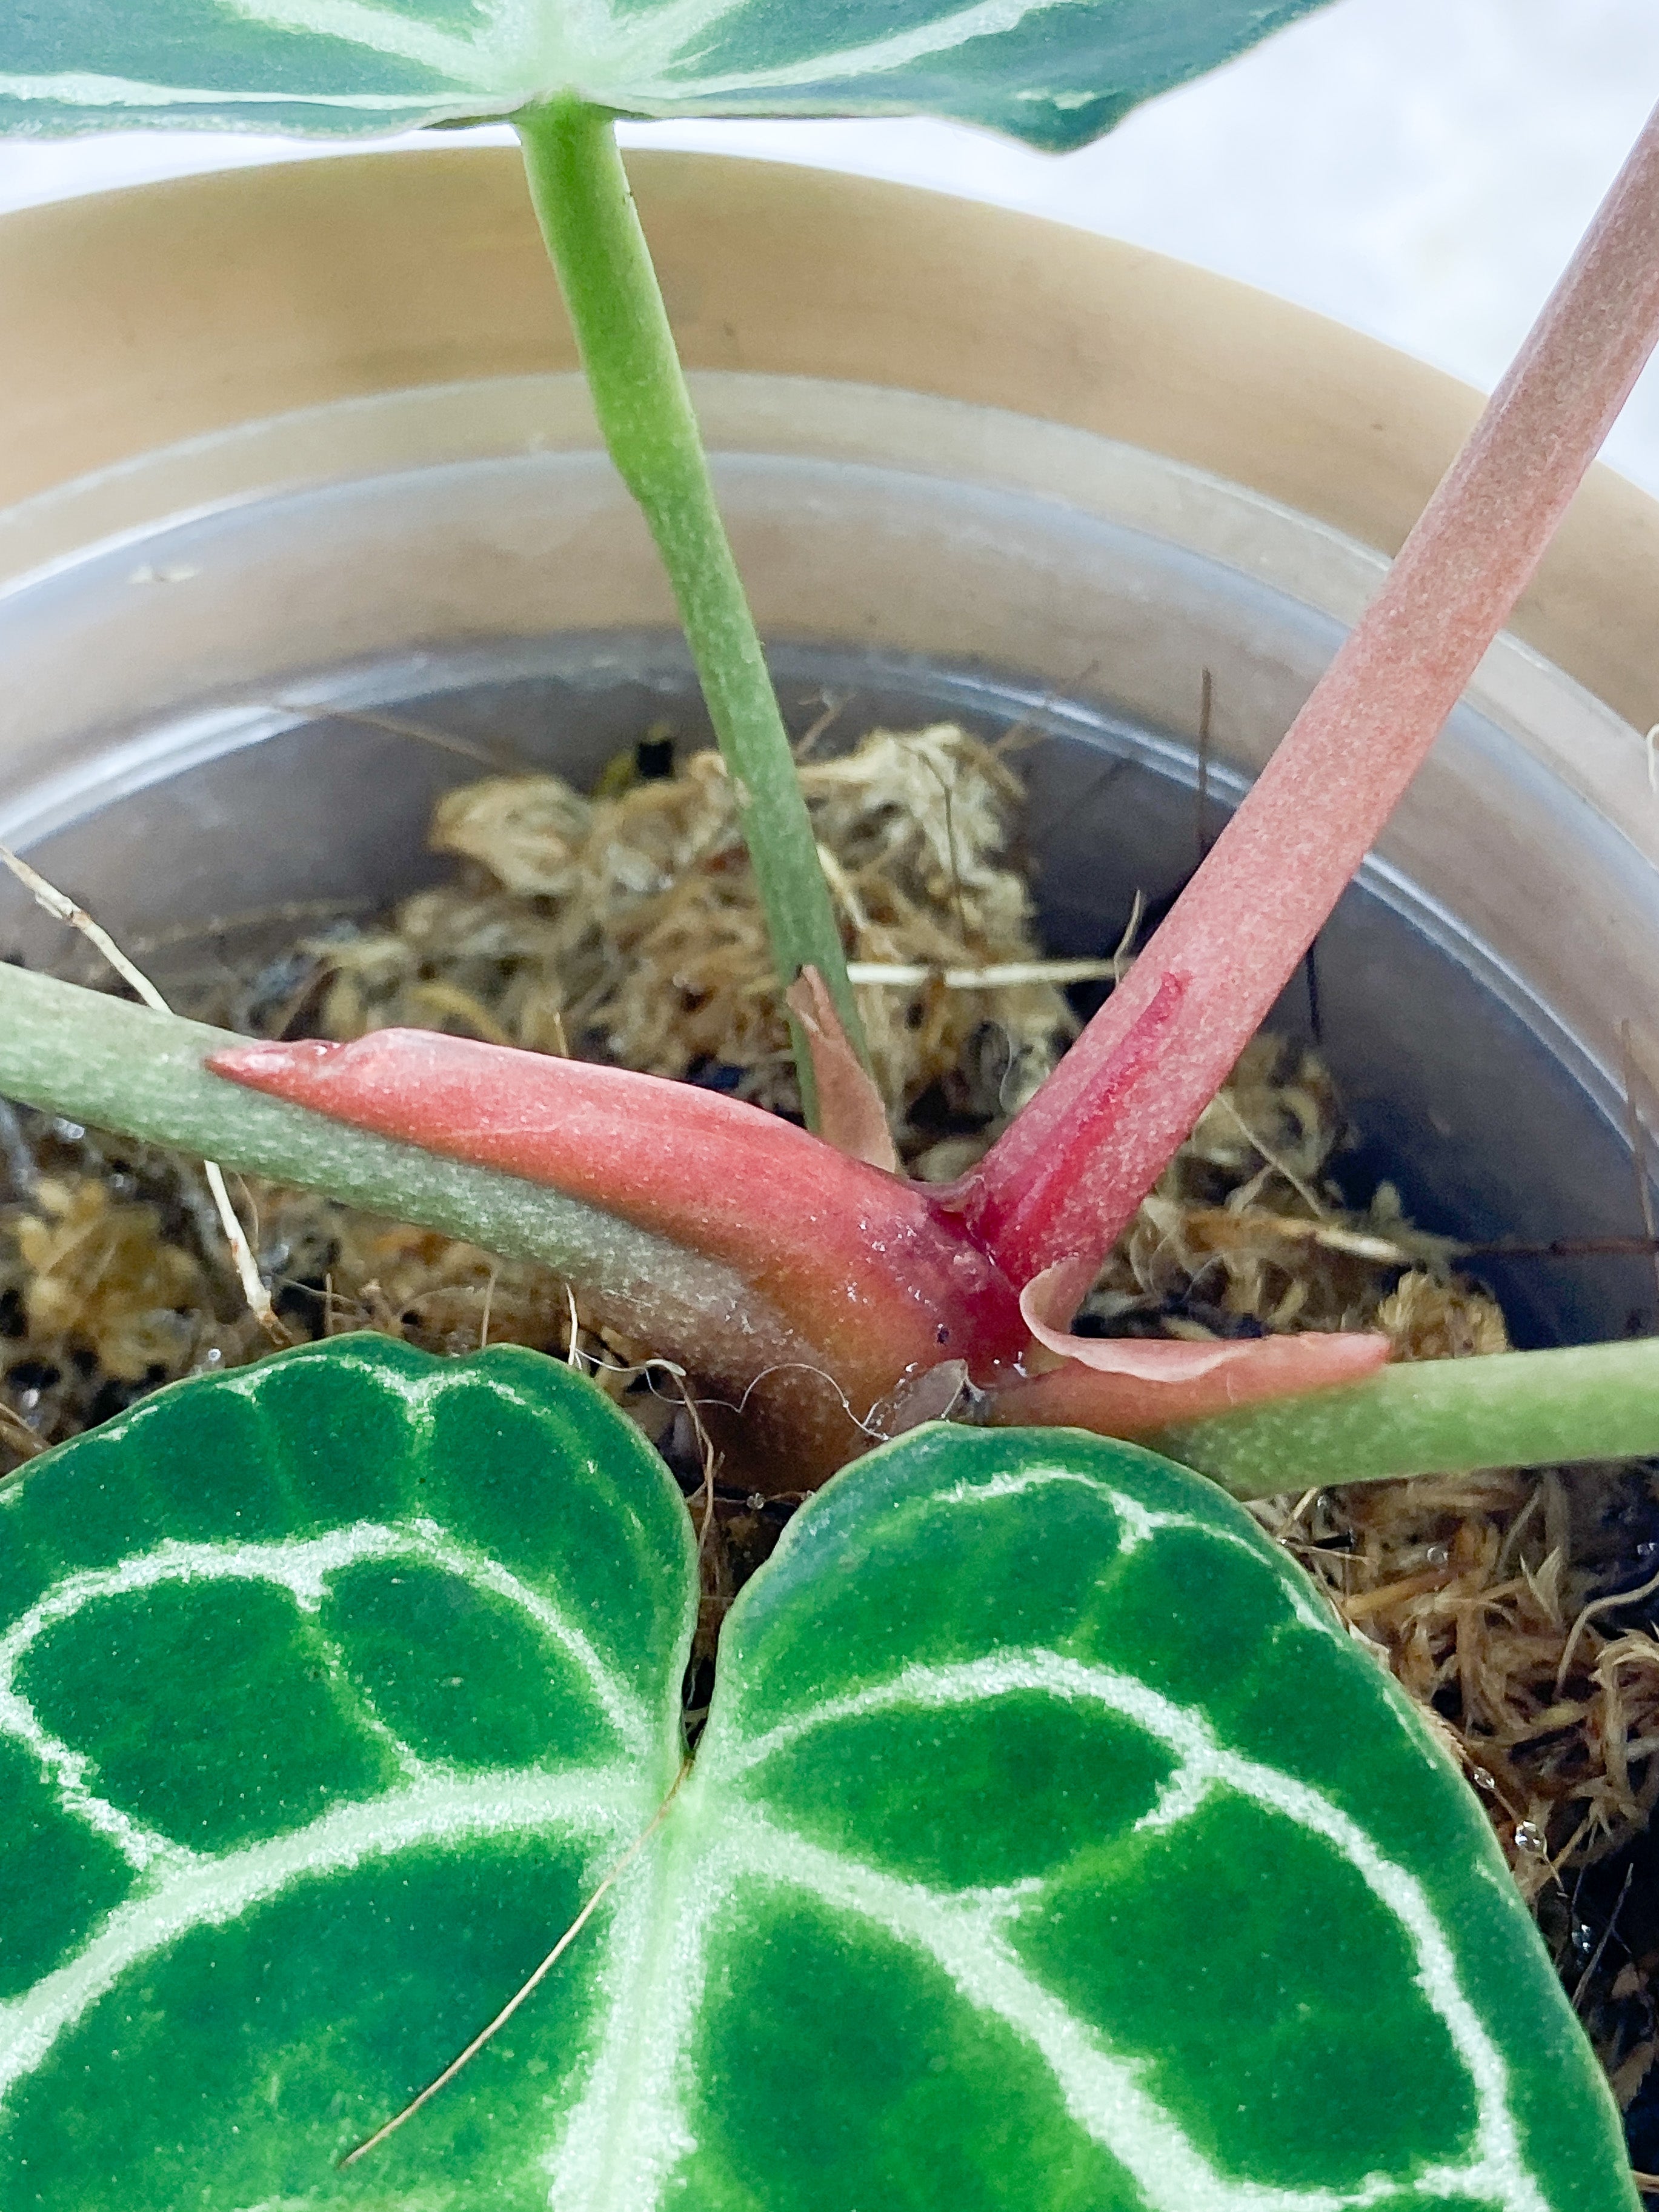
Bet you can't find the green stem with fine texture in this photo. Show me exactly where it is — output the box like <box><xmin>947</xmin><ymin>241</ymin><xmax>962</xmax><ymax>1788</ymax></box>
<box><xmin>0</xmin><ymin>967</ymin><xmax>760</xmax><ymax>1365</ymax></box>
<box><xmin>1148</xmin><ymin>1338</ymin><xmax>1659</xmax><ymax>1499</ymax></box>
<box><xmin>515</xmin><ymin>98</ymin><xmax>866</xmax><ymax>1123</ymax></box>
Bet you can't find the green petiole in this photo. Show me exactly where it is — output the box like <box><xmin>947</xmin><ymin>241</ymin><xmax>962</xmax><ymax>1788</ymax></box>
<box><xmin>1149</xmin><ymin>1336</ymin><xmax>1659</xmax><ymax>1499</ymax></box>
<box><xmin>515</xmin><ymin>98</ymin><xmax>867</xmax><ymax>1124</ymax></box>
<box><xmin>0</xmin><ymin>967</ymin><xmax>753</xmax><ymax>1359</ymax></box>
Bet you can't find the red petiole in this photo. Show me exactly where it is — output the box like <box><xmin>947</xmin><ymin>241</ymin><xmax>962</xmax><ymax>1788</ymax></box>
<box><xmin>959</xmin><ymin>96</ymin><xmax>1659</xmax><ymax>1293</ymax></box>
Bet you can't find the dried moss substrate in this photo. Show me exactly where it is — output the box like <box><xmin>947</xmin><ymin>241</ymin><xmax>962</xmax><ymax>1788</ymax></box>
<box><xmin>280</xmin><ymin>724</ymin><xmax>1076</xmax><ymax>1154</ymax></box>
<box><xmin>2</xmin><ymin>721</ymin><xmax>1658</xmax><ymax>2095</ymax></box>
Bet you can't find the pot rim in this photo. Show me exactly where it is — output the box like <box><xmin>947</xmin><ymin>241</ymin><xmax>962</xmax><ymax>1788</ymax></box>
<box><xmin>0</xmin><ymin>144</ymin><xmax>1657</xmax><ymax>736</ymax></box>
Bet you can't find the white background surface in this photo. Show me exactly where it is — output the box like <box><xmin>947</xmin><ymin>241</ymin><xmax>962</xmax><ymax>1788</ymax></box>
<box><xmin>2</xmin><ymin>0</ymin><xmax>1658</xmax><ymax>488</ymax></box>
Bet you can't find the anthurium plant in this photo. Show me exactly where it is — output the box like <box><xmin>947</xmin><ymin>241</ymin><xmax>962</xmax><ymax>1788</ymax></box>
<box><xmin>1</xmin><ymin>5</ymin><xmax>1658</xmax><ymax>2205</ymax></box>
<box><xmin>2</xmin><ymin>0</ymin><xmax>1659</xmax><ymax>1482</ymax></box>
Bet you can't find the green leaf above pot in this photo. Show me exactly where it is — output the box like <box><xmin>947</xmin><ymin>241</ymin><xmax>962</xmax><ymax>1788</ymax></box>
<box><xmin>1</xmin><ymin>1</ymin><xmax>1336</xmax><ymax>152</ymax></box>
<box><xmin>0</xmin><ymin>1336</ymin><xmax>1635</xmax><ymax>2209</ymax></box>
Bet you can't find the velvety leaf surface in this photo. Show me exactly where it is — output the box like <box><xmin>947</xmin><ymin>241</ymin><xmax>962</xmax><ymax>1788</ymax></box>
<box><xmin>0</xmin><ymin>1336</ymin><xmax>695</xmax><ymax>2210</ymax></box>
<box><xmin>0</xmin><ymin>1343</ymin><xmax>1636</xmax><ymax>2210</ymax></box>
<box><xmin>1</xmin><ymin>0</ymin><xmax>1335</xmax><ymax>151</ymax></box>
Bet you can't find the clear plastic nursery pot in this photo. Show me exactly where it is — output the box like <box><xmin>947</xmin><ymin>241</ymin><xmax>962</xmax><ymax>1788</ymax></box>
<box><xmin>4</xmin><ymin>150</ymin><xmax>1659</xmax><ymax>1355</ymax></box>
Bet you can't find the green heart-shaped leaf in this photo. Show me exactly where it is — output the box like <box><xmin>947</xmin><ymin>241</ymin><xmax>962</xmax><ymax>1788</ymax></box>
<box><xmin>2</xmin><ymin>2</ymin><xmax>1335</xmax><ymax>152</ymax></box>
<box><xmin>0</xmin><ymin>1338</ymin><xmax>1635</xmax><ymax>2208</ymax></box>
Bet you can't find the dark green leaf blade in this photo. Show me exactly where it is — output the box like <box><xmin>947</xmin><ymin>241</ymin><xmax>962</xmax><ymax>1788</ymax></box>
<box><xmin>683</xmin><ymin>1424</ymin><xmax>1638</xmax><ymax>2212</ymax></box>
<box><xmin>0</xmin><ymin>1</ymin><xmax>1337</xmax><ymax>148</ymax></box>
<box><xmin>0</xmin><ymin>1335</ymin><xmax>696</xmax><ymax>2209</ymax></box>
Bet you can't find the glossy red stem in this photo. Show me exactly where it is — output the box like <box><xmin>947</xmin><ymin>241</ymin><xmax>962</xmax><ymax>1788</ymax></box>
<box><xmin>211</xmin><ymin>1031</ymin><xmax>1030</xmax><ymax>1403</ymax></box>
<box><xmin>210</xmin><ymin>1031</ymin><xmax>1388</xmax><ymax>1462</ymax></box>
<box><xmin>961</xmin><ymin>98</ymin><xmax>1659</xmax><ymax>1291</ymax></box>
